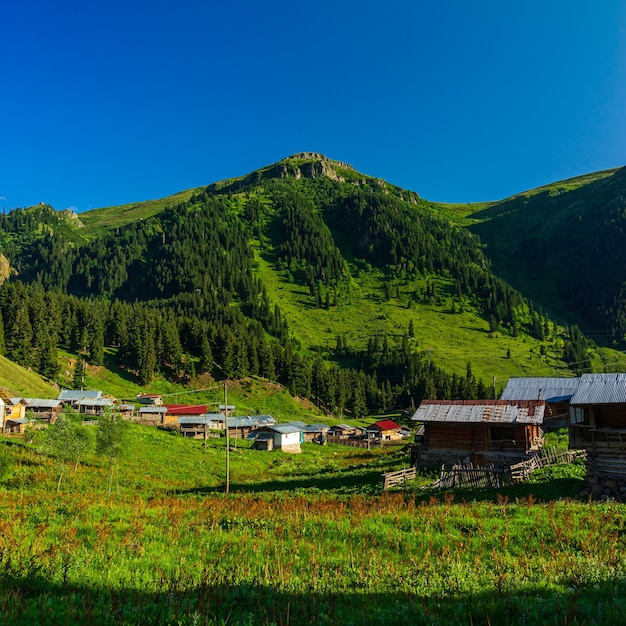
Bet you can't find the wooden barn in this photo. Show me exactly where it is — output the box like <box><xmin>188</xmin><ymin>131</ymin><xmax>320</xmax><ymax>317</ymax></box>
<box><xmin>568</xmin><ymin>373</ymin><xmax>626</xmax><ymax>499</ymax></box>
<box><xmin>411</xmin><ymin>399</ymin><xmax>545</xmax><ymax>468</ymax></box>
<box><xmin>500</xmin><ymin>377</ymin><xmax>580</xmax><ymax>429</ymax></box>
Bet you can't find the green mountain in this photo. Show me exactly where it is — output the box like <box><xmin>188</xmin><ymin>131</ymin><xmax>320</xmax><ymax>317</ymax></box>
<box><xmin>0</xmin><ymin>153</ymin><xmax>624</xmax><ymax>409</ymax></box>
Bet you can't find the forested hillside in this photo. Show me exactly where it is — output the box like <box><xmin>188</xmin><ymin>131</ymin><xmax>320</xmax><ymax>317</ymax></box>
<box><xmin>469</xmin><ymin>166</ymin><xmax>626</xmax><ymax>344</ymax></box>
<box><xmin>0</xmin><ymin>154</ymin><xmax>613</xmax><ymax>413</ymax></box>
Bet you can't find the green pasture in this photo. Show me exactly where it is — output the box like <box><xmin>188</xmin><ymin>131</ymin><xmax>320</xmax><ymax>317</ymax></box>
<box><xmin>0</xmin><ymin>423</ymin><xmax>625</xmax><ymax>625</ymax></box>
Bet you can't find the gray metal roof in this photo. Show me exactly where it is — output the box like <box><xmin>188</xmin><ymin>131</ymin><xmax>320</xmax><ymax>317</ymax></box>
<box><xmin>58</xmin><ymin>390</ymin><xmax>103</xmax><ymax>401</ymax></box>
<box><xmin>22</xmin><ymin>398</ymin><xmax>63</xmax><ymax>409</ymax></box>
<box><xmin>570</xmin><ymin>373</ymin><xmax>626</xmax><ymax>405</ymax></box>
<box><xmin>77</xmin><ymin>398</ymin><xmax>114</xmax><ymax>407</ymax></box>
<box><xmin>139</xmin><ymin>406</ymin><xmax>168</xmax><ymax>414</ymax></box>
<box><xmin>500</xmin><ymin>377</ymin><xmax>580</xmax><ymax>402</ymax></box>
<box><xmin>412</xmin><ymin>400</ymin><xmax>545</xmax><ymax>425</ymax></box>
<box><xmin>268</xmin><ymin>423</ymin><xmax>304</xmax><ymax>434</ymax></box>
<box><xmin>330</xmin><ymin>423</ymin><xmax>355</xmax><ymax>431</ymax></box>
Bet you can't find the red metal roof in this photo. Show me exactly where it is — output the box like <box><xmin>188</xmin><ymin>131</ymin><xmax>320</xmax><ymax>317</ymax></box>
<box><xmin>165</xmin><ymin>404</ymin><xmax>208</xmax><ymax>416</ymax></box>
<box><xmin>372</xmin><ymin>419</ymin><xmax>402</xmax><ymax>431</ymax></box>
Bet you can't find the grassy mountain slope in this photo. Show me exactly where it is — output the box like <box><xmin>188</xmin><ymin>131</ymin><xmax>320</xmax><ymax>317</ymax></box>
<box><xmin>1</xmin><ymin>153</ymin><xmax>626</xmax><ymax>405</ymax></box>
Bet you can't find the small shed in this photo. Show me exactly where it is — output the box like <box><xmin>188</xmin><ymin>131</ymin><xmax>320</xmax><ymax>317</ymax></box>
<box><xmin>568</xmin><ymin>373</ymin><xmax>626</xmax><ymax>498</ymax></box>
<box><xmin>251</xmin><ymin>431</ymin><xmax>274</xmax><ymax>451</ymax></box>
<box><xmin>500</xmin><ymin>377</ymin><xmax>580</xmax><ymax>428</ymax></box>
<box><xmin>412</xmin><ymin>399</ymin><xmax>545</xmax><ymax>467</ymax></box>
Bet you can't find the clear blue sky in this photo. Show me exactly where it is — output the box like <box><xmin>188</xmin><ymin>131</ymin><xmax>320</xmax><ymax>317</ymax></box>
<box><xmin>2</xmin><ymin>1</ymin><xmax>625</xmax><ymax>212</ymax></box>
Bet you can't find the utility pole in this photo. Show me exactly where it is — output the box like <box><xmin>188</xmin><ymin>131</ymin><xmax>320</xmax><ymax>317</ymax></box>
<box><xmin>224</xmin><ymin>381</ymin><xmax>230</xmax><ymax>494</ymax></box>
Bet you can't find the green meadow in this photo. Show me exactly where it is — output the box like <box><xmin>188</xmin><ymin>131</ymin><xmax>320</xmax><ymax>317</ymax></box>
<box><xmin>1</xmin><ymin>423</ymin><xmax>625</xmax><ymax>625</ymax></box>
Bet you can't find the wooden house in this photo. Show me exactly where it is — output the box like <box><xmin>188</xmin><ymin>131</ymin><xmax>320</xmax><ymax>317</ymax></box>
<box><xmin>115</xmin><ymin>404</ymin><xmax>136</xmax><ymax>419</ymax></box>
<box><xmin>20</xmin><ymin>398</ymin><xmax>64</xmax><ymax>425</ymax></box>
<box><xmin>76</xmin><ymin>397</ymin><xmax>114</xmax><ymax>417</ymax></box>
<box><xmin>411</xmin><ymin>399</ymin><xmax>545</xmax><ymax>468</ymax></box>
<box><xmin>3</xmin><ymin>417</ymin><xmax>34</xmax><ymax>435</ymax></box>
<box><xmin>366</xmin><ymin>419</ymin><xmax>403</xmax><ymax>441</ymax></box>
<box><xmin>568</xmin><ymin>373</ymin><xmax>626</xmax><ymax>499</ymax></box>
<box><xmin>500</xmin><ymin>377</ymin><xmax>580</xmax><ymax>428</ymax></box>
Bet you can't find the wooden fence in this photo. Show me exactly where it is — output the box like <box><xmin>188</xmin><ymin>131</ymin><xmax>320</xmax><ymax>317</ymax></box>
<box><xmin>432</xmin><ymin>463</ymin><xmax>510</xmax><ymax>490</ymax></box>
<box><xmin>430</xmin><ymin>447</ymin><xmax>587</xmax><ymax>491</ymax></box>
<box><xmin>327</xmin><ymin>436</ymin><xmax>383</xmax><ymax>449</ymax></box>
<box><xmin>383</xmin><ymin>467</ymin><xmax>417</xmax><ymax>490</ymax></box>
<box><xmin>509</xmin><ymin>447</ymin><xmax>586</xmax><ymax>482</ymax></box>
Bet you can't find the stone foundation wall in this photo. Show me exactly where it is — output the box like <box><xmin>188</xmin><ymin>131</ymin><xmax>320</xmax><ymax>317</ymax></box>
<box><xmin>581</xmin><ymin>476</ymin><xmax>626</xmax><ymax>502</ymax></box>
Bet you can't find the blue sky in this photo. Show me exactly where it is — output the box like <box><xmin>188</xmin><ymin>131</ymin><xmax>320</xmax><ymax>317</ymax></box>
<box><xmin>2</xmin><ymin>1</ymin><xmax>625</xmax><ymax>212</ymax></box>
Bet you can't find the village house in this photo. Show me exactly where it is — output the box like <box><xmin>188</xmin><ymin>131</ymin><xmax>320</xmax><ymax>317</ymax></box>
<box><xmin>178</xmin><ymin>414</ymin><xmax>276</xmax><ymax>439</ymax></box>
<box><xmin>136</xmin><ymin>393</ymin><xmax>163</xmax><ymax>406</ymax></box>
<box><xmin>568</xmin><ymin>373</ymin><xmax>626</xmax><ymax>499</ymax></box>
<box><xmin>164</xmin><ymin>404</ymin><xmax>208</xmax><ymax>430</ymax></box>
<box><xmin>58</xmin><ymin>389</ymin><xmax>104</xmax><ymax>407</ymax></box>
<box><xmin>136</xmin><ymin>406</ymin><xmax>168</xmax><ymax>425</ymax></box>
<box><xmin>18</xmin><ymin>398</ymin><xmax>64</xmax><ymax>425</ymax></box>
<box><xmin>412</xmin><ymin>399</ymin><xmax>545</xmax><ymax>468</ymax></box>
<box><xmin>3</xmin><ymin>395</ymin><xmax>26</xmax><ymax>422</ymax></box>
<box><xmin>252</xmin><ymin>422</ymin><xmax>304</xmax><ymax>453</ymax></box>
<box><xmin>328</xmin><ymin>423</ymin><xmax>357</xmax><ymax>439</ymax></box>
<box><xmin>114</xmin><ymin>403</ymin><xmax>136</xmax><ymax>419</ymax></box>
<box><xmin>500</xmin><ymin>377</ymin><xmax>580</xmax><ymax>429</ymax></box>
<box><xmin>365</xmin><ymin>419</ymin><xmax>403</xmax><ymax>441</ymax></box>
<box><xmin>3</xmin><ymin>417</ymin><xmax>34</xmax><ymax>435</ymax></box>
<box><xmin>76</xmin><ymin>397</ymin><xmax>115</xmax><ymax>417</ymax></box>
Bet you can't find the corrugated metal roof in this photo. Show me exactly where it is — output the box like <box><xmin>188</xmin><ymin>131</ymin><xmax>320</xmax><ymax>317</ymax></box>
<box><xmin>77</xmin><ymin>398</ymin><xmax>114</xmax><ymax>406</ymax></box>
<box><xmin>570</xmin><ymin>373</ymin><xmax>626</xmax><ymax>404</ymax></box>
<box><xmin>412</xmin><ymin>400</ymin><xmax>545</xmax><ymax>424</ymax></box>
<box><xmin>371</xmin><ymin>419</ymin><xmax>402</xmax><ymax>431</ymax></box>
<box><xmin>22</xmin><ymin>398</ymin><xmax>63</xmax><ymax>408</ymax></box>
<box><xmin>58</xmin><ymin>390</ymin><xmax>103</xmax><ymax>401</ymax></box>
<box><xmin>268</xmin><ymin>423</ymin><xmax>303</xmax><ymax>434</ymax></box>
<box><xmin>500</xmin><ymin>377</ymin><xmax>580</xmax><ymax>402</ymax></box>
<box><xmin>139</xmin><ymin>406</ymin><xmax>168</xmax><ymax>414</ymax></box>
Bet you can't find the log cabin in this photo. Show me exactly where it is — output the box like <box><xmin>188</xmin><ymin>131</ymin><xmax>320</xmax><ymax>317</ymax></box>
<box><xmin>411</xmin><ymin>399</ymin><xmax>545</xmax><ymax>468</ymax></box>
<box><xmin>568</xmin><ymin>373</ymin><xmax>626</xmax><ymax>499</ymax></box>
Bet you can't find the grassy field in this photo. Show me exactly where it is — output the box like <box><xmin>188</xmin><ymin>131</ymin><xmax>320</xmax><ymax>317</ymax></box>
<box><xmin>0</xmin><ymin>423</ymin><xmax>625</xmax><ymax>625</ymax></box>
